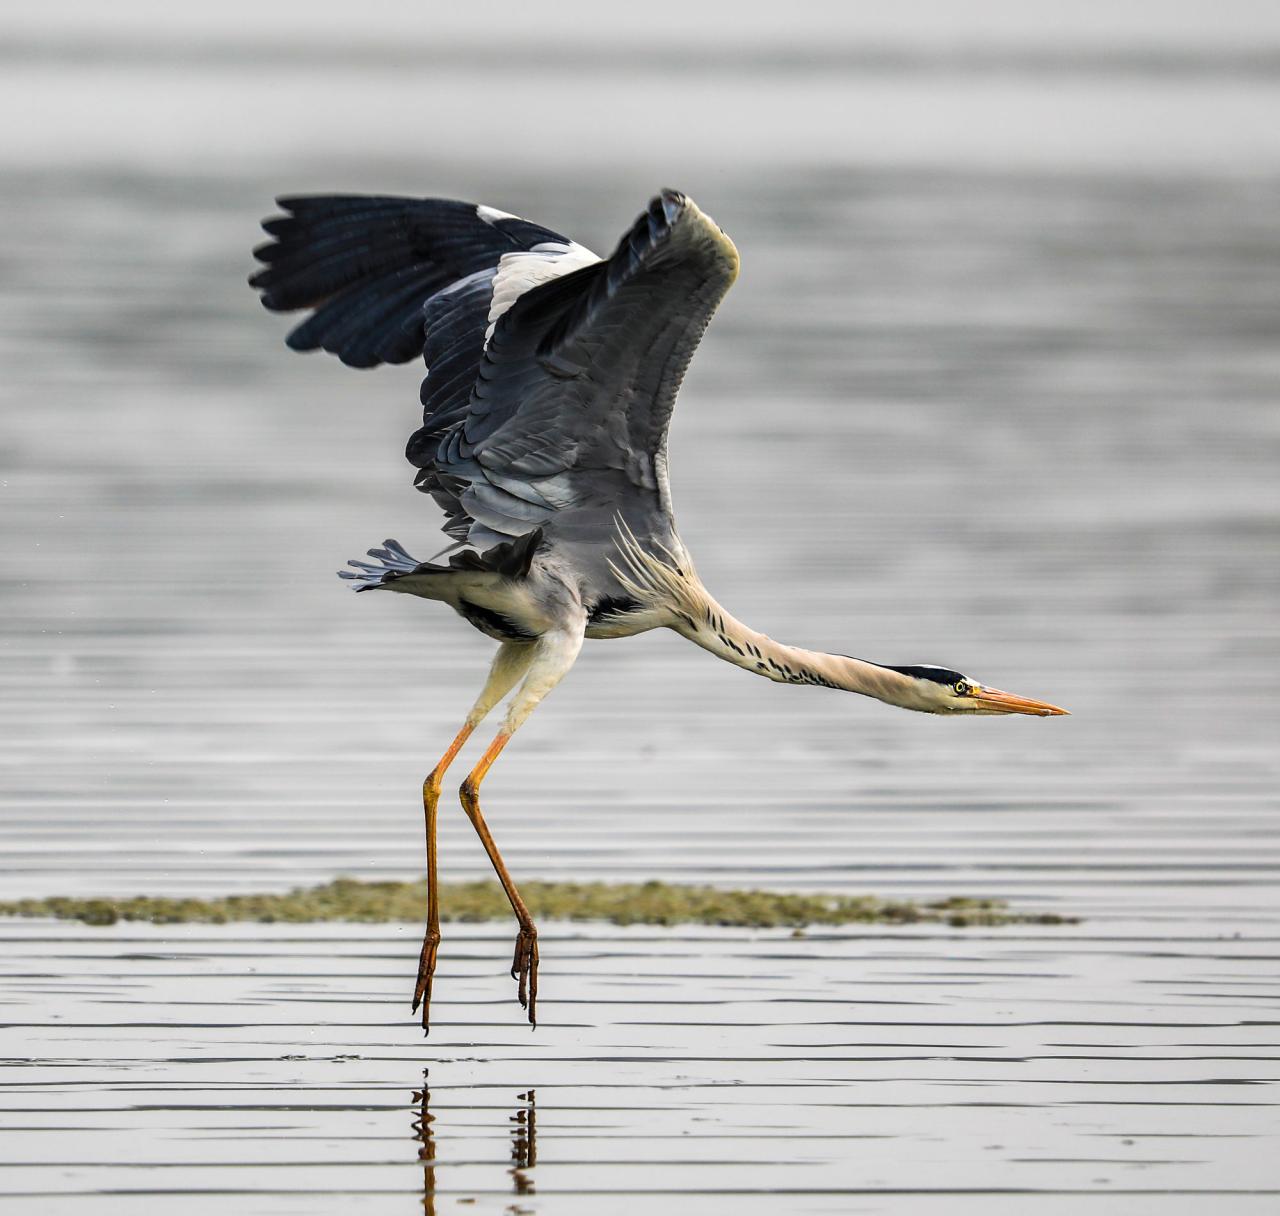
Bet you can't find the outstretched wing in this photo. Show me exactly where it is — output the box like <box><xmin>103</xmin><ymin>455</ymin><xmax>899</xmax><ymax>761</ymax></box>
<box><xmin>427</xmin><ymin>190</ymin><xmax>738</xmax><ymax>555</ymax></box>
<box><xmin>250</xmin><ymin>189</ymin><xmax>738</xmax><ymax>559</ymax></box>
<box><xmin>250</xmin><ymin>195</ymin><xmax>585</xmax><ymax>367</ymax></box>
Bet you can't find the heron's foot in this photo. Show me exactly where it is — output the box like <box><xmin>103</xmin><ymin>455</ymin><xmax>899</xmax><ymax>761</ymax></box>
<box><xmin>412</xmin><ymin>928</ymin><xmax>441</xmax><ymax>1034</ymax></box>
<box><xmin>511</xmin><ymin>925</ymin><xmax>539</xmax><ymax>1026</ymax></box>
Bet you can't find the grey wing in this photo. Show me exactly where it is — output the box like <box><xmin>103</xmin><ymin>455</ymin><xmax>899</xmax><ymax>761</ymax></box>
<box><xmin>250</xmin><ymin>189</ymin><xmax>738</xmax><ymax>579</ymax></box>
<box><xmin>429</xmin><ymin>190</ymin><xmax>740</xmax><ymax>558</ymax></box>
<box><xmin>250</xmin><ymin>192</ymin><xmax>598</xmax><ymax>564</ymax></box>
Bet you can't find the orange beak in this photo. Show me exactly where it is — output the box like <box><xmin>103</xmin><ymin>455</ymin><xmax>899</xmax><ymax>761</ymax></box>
<box><xmin>969</xmin><ymin>685</ymin><xmax>1069</xmax><ymax>717</ymax></box>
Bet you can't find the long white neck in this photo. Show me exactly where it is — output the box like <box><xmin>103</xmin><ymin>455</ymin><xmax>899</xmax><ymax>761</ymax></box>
<box><xmin>677</xmin><ymin>594</ymin><xmax>927</xmax><ymax>708</ymax></box>
<box><xmin>610</xmin><ymin>528</ymin><xmax>928</xmax><ymax>712</ymax></box>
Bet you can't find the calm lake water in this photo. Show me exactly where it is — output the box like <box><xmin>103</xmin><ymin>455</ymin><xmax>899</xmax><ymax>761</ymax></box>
<box><xmin>2</xmin><ymin>8</ymin><xmax>1279</xmax><ymax>1210</ymax></box>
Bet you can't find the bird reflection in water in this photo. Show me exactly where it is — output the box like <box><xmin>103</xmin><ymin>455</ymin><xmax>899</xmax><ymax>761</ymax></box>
<box><xmin>412</xmin><ymin>1073</ymin><xmax>536</xmax><ymax>1213</ymax></box>
<box><xmin>509</xmin><ymin>1089</ymin><xmax>536</xmax><ymax>1198</ymax></box>
<box><xmin>411</xmin><ymin>1072</ymin><xmax>437</xmax><ymax>1214</ymax></box>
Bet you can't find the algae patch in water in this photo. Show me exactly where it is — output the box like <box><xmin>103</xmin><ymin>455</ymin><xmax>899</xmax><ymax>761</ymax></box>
<box><xmin>0</xmin><ymin>878</ymin><xmax>1073</xmax><ymax>929</ymax></box>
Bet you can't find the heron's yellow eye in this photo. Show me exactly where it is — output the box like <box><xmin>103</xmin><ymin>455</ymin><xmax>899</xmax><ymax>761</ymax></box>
<box><xmin>954</xmin><ymin>681</ymin><xmax>970</xmax><ymax>696</ymax></box>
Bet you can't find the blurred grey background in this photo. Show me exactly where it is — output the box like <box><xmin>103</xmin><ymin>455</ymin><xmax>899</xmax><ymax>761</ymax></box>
<box><xmin>2</xmin><ymin>0</ymin><xmax>1278</xmax><ymax>915</ymax></box>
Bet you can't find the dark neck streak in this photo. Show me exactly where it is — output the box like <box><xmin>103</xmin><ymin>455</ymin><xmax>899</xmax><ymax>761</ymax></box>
<box><xmin>675</xmin><ymin>596</ymin><xmax>922</xmax><ymax>708</ymax></box>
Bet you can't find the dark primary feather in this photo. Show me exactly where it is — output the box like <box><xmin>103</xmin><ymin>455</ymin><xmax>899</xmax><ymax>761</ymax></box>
<box><xmin>249</xmin><ymin>195</ymin><xmax>569</xmax><ymax>367</ymax></box>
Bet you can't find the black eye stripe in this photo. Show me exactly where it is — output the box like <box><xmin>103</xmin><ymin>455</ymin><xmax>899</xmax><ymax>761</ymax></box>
<box><xmin>884</xmin><ymin>665</ymin><xmax>966</xmax><ymax>685</ymax></box>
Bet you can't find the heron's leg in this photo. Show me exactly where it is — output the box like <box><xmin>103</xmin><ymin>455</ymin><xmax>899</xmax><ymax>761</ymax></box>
<box><xmin>413</xmin><ymin>641</ymin><xmax>535</xmax><ymax>1032</ymax></box>
<box><xmin>458</xmin><ymin>624</ymin><xmax>585</xmax><ymax>1027</ymax></box>
<box><xmin>459</xmin><ymin>733</ymin><xmax>529</xmax><ymax>999</ymax></box>
<box><xmin>412</xmin><ymin>720</ymin><xmax>471</xmax><ymax>1028</ymax></box>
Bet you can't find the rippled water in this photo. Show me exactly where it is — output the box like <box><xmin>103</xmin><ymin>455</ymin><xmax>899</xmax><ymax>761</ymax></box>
<box><xmin>3</xmin><ymin>9</ymin><xmax>1280</xmax><ymax>1209</ymax></box>
<box><xmin>4</xmin><ymin>914</ymin><xmax>1280</xmax><ymax>1213</ymax></box>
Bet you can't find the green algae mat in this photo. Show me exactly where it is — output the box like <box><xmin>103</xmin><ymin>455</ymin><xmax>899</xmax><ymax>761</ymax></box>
<box><xmin>0</xmin><ymin>878</ymin><xmax>1073</xmax><ymax>929</ymax></box>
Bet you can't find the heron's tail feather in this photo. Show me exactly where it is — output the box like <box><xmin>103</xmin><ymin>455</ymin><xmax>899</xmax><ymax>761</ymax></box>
<box><xmin>339</xmin><ymin>528</ymin><xmax>544</xmax><ymax>594</ymax></box>
<box><xmin>339</xmin><ymin>539</ymin><xmax>424</xmax><ymax>591</ymax></box>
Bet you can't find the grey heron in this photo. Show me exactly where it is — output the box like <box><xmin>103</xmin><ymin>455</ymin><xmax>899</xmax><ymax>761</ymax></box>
<box><xmin>249</xmin><ymin>189</ymin><xmax>1067</xmax><ymax>1031</ymax></box>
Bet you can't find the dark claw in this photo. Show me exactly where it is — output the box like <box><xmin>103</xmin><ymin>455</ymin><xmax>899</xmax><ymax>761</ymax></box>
<box><xmin>511</xmin><ymin>926</ymin><xmax>539</xmax><ymax>1026</ymax></box>
<box><xmin>413</xmin><ymin>930</ymin><xmax>441</xmax><ymax>1033</ymax></box>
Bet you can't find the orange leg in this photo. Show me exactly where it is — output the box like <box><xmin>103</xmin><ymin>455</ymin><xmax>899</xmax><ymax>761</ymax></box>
<box><xmin>409</xmin><ymin>642</ymin><xmax>538</xmax><ymax>1032</ymax></box>
<box><xmin>458</xmin><ymin>733</ymin><xmax>541</xmax><ymax>1025</ymax></box>
<box><xmin>411</xmin><ymin>721</ymin><xmax>474</xmax><ymax>1033</ymax></box>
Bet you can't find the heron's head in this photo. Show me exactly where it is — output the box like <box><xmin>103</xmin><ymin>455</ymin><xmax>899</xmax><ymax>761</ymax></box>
<box><xmin>886</xmin><ymin>665</ymin><xmax>1069</xmax><ymax>717</ymax></box>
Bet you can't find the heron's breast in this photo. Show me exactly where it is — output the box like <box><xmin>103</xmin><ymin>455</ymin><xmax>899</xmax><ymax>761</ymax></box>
<box><xmin>584</xmin><ymin>596</ymin><xmax>667</xmax><ymax>640</ymax></box>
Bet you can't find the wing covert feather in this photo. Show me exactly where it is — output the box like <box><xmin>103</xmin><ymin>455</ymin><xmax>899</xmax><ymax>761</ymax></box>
<box><xmin>434</xmin><ymin>190</ymin><xmax>739</xmax><ymax>547</ymax></box>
